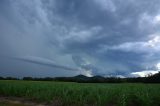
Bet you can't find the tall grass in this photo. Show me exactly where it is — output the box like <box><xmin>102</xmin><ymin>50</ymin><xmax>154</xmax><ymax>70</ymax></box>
<box><xmin>0</xmin><ymin>80</ymin><xmax>160</xmax><ymax>106</ymax></box>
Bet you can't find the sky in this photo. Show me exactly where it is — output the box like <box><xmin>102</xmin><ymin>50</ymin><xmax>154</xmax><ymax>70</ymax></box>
<box><xmin>0</xmin><ymin>0</ymin><xmax>160</xmax><ymax>77</ymax></box>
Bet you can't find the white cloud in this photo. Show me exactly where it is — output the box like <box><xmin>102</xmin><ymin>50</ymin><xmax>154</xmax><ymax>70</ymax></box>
<box><xmin>156</xmin><ymin>62</ymin><xmax>160</xmax><ymax>70</ymax></box>
<box><xmin>139</xmin><ymin>13</ymin><xmax>160</xmax><ymax>30</ymax></box>
<box><xmin>131</xmin><ymin>70</ymin><xmax>159</xmax><ymax>77</ymax></box>
<box><xmin>153</xmin><ymin>15</ymin><xmax>160</xmax><ymax>25</ymax></box>
<box><xmin>148</xmin><ymin>35</ymin><xmax>160</xmax><ymax>47</ymax></box>
<box><xmin>80</xmin><ymin>69</ymin><xmax>93</xmax><ymax>77</ymax></box>
<box><xmin>131</xmin><ymin>62</ymin><xmax>160</xmax><ymax>77</ymax></box>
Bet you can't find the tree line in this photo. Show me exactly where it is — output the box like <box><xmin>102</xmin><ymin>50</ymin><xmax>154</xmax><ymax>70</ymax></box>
<box><xmin>0</xmin><ymin>72</ymin><xmax>160</xmax><ymax>83</ymax></box>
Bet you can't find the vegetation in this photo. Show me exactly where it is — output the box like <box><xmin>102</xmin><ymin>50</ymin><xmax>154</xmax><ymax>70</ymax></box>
<box><xmin>0</xmin><ymin>72</ymin><xmax>160</xmax><ymax>105</ymax></box>
<box><xmin>0</xmin><ymin>80</ymin><xmax>160</xmax><ymax>106</ymax></box>
<box><xmin>1</xmin><ymin>72</ymin><xmax>160</xmax><ymax>83</ymax></box>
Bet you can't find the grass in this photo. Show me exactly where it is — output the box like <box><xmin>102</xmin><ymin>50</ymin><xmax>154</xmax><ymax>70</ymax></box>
<box><xmin>0</xmin><ymin>80</ymin><xmax>160</xmax><ymax>106</ymax></box>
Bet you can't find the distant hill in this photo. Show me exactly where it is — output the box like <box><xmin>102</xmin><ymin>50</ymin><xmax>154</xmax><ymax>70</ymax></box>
<box><xmin>1</xmin><ymin>72</ymin><xmax>160</xmax><ymax>83</ymax></box>
<box><xmin>74</xmin><ymin>74</ymin><xmax>90</xmax><ymax>79</ymax></box>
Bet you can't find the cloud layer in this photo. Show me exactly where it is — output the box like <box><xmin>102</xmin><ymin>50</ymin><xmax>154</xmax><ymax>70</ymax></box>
<box><xmin>0</xmin><ymin>0</ymin><xmax>160</xmax><ymax>77</ymax></box>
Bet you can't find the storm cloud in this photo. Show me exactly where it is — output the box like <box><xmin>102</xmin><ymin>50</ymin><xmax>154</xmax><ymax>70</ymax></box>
<box><xmin>14</xmin><ymin>56</ymin><xmax>80</xmax><ymax>71</ymax></box>
<box><xmin>0</xmin><ymin>0</ymin><xmax>160</xmax><ymax>77</ymax></box>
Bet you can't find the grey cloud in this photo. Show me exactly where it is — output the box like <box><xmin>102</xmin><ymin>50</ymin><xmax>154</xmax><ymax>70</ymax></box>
<box><xmin>72</xmin><ymin>55</ymin><xmax>93</xmax><ymax>71</ymax></box>
<box><xmin>100</xmin><ymin>39</ymin><xmax>160</xmax><ymax>54</ymax></box>
<box><xmin>14</xmin><ymin>56</ymin><xmax>79</xmax><ymax>72</ymax></box>
<box><xmin>1</xmin><ymin>0</ymin><xmax>160</xmax><ymax>77</ymax></box>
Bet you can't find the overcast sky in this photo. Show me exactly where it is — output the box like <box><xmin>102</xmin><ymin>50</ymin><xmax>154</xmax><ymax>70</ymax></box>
<box><xmin>0</xmin><ymin>0</ymin><xmax>160</xmax><ymax>77</ymax></box>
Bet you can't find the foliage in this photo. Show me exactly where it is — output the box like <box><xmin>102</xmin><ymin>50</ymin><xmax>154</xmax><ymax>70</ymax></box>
<box><xmin>0</xmin><ymin>80</ymin><xmax>160</xmax><ymax>106</ymax></box>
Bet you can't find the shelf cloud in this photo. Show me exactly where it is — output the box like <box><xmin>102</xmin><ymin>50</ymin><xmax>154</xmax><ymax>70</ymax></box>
<box><xmin>14</xmin><ymin>56</ymin><xmax>80</xmax><ymax>72</ymax></box>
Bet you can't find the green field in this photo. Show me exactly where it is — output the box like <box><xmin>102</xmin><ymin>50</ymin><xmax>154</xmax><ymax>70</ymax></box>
<box><xmin>0</xmin><ymin>80</ymin><xmax>160</xmax><ymax>106</ymax></box>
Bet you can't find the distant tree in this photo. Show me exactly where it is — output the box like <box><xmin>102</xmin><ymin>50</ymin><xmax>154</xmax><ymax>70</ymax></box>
<box><xmin>43</xmin><ymin>77</ymin><xmax>54</xmax><ymax>81</ymax></box>
<box><xmin>23</xmin><ymin>77</ymin><xmax>33</xmax><ymax>81</ymax></box>
<box><xmin>0</xmin><ymin>76</ymin><xmax>4</xmax><ymax>80</ymax></box>
<box><xmin>5</xmin><ymin>77</ymin><xmax>18</xmax><ymax>80</ymax></box>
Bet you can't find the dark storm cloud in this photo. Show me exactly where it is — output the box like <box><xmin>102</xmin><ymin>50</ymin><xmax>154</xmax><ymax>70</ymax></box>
<box><xmin>0</xmin><ymin>0</ymin><xmax>160</xmax><ymax>77</ymax></box>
